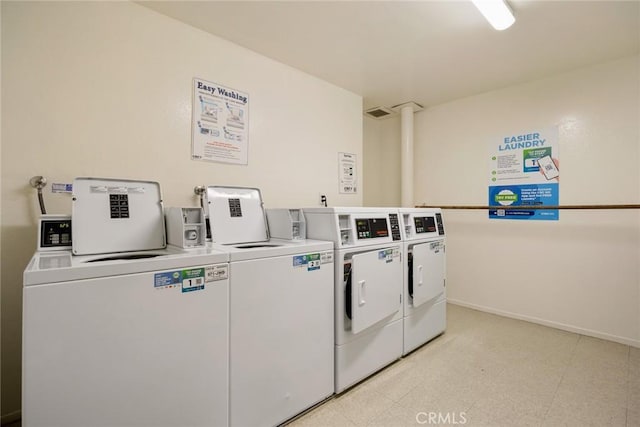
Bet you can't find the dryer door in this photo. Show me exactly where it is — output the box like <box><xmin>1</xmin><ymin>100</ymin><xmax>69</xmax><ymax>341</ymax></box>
<box><xmin>350</xmin><ymin>247</ymin><xmax>401</xmax><ymax>334</ymax></box>
<box><xmin>411</xmin><ymin>240</ymin><xmax>445</xmax><ymax>308</ymax></box>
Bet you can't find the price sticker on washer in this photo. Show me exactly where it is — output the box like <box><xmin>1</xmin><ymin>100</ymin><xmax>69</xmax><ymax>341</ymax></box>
<box><xmin>181</xmin><ymin>268</ymin><xmax>205</xmax><ymax>293</ymax></box>
<box><xmin>293</xmin><ymin>253</ymin><xmax>327</xmax><ymax>271</ymax></box>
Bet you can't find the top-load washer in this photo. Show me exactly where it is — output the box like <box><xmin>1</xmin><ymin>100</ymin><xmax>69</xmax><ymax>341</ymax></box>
<box><xmin>204</xmin><ymin>186</ymin><xmax>334</xmax><ymax>427</ymax></box>
<box><xmin>399</xmin><ymin>208</ymin><xmax>447</xmax><ymax>355</ymax></box>
<box><xmin>22</xmin><ymin>178</ymin><xmax>230</xmax><ymax>427</ymax></box>
<box><xmin>304</xmin><ymin>207</ymin><xmax>404</xmax><ymax>393</ymax></box>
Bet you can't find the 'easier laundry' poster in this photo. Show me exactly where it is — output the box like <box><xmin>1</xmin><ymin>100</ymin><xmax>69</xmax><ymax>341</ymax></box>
<box><xmin>488</xmin><ymin>127</ymin><xmax>559</xmax><ymax>221</ymax></box>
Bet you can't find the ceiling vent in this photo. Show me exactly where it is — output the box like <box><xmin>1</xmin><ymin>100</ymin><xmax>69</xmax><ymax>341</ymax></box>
<box><xmin>390</xmin><ymin>101</ymin><xmax>425</xmax><ymax>113</ymax></box>
<box><xmin>364</xmin><ymin>106</ymin><xmax>396</xmax><ymax>120</ymax></box>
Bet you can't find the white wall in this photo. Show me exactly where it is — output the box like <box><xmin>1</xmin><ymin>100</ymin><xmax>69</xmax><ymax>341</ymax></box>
<box><xmin>412</xmin><ymin>56</ymin><xmax>639</xmax><ymax>346</ymax></box>
<box><xmin>0</xmin><ymin>1</ymin><xmax>362</xmax><ymax>419</ymax></box>
<box><xmin>363</xmin><ymin>115</ymin><xmax>401</xmax><ymax>207</ymax></box>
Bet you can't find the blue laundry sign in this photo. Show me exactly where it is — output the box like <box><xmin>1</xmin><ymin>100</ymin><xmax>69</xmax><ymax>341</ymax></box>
<box><xmin>488</xmin><ymin>127</ymin><xmax>559</xmax><ymax>221</ymax></box>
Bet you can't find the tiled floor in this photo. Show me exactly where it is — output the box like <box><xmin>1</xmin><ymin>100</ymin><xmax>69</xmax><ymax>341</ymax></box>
<box><xmin>288</xmin><ymin>304</ymin><xmax>640</xmax><ymax>427</ymax></box>
<box><xmin>4</xmin><ymin>304</ymin><xmax>638</xmax><ymax>427</ymax></box>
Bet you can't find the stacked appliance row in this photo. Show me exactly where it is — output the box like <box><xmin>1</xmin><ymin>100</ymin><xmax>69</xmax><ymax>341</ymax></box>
<box><xmin>22</xmin><ymin>178</ymin><xmax>446</xmax><ymax>427</ymax></box>
<box><xmin>303</xmin><ymin>207</ymin><xmax>447</xmax><ymax>393</ymax></box>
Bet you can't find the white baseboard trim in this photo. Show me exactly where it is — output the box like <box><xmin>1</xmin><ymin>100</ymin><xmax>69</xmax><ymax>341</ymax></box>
<box><xmin>448</xmin><ymin>299</ymin><xmax>640</xmax><ymax>349</ymax></box>
<box><xmin>1</xmin><ymin>410</ymin><xmax>21</xmax><ymax>425</ymax></box>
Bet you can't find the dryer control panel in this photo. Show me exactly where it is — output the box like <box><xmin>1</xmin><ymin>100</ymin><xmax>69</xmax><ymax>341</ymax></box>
<box><xmin>355</xmin><ymin>218</ymin><xmax>388</xmax><ymax>239</ymax></box>
<box><xmin>399</xmin><ymin>208</ymin><xmax>445</xmax><ymax>241</ymax></box>
<box><xmin>413</xmin><ymin>216</ymin><xmax>437</xmax><ymax>234</ymax></box>
<box><xmin>304</xmin><ymin>207</ymin><xmax>401</xmax><ymax>248</ymax></box>
<box><xmin>435</xmin><ymin>213</ymin><xmax>445</xmax><ymax>236</ymax></box>
<box><xmin>389</xmin><ymin>213</ymin><xmax>402</xmax><ymax>241</ymax></box>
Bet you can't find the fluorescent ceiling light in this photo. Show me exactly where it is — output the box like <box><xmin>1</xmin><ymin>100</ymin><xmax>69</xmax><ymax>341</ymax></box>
<box><xmin>471</xmin><ymin>0</ymin><xmax>515</xmax><ymax>31</ymax></box>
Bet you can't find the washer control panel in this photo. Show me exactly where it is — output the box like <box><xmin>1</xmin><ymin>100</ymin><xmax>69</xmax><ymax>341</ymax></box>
<box><xmin>38</xmin><ymin>215</ymin><xmax>72</xmax><ymax>251</ymax></box>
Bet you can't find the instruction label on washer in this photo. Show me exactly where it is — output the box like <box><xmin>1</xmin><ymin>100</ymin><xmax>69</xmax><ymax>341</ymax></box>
<box><xmin>293</xmin><ymin>252</ymin><xmax>327</xmax><ymax>271</ymax></box>
<box><xmin>52</xmin><ymin>183</ymin><xmax>73</xmax><ymax>193</ymax></box>
<box><xmin>154</xmin><ymin>270</ymin><xmax>182</xmax><ymax>289</ymax></box>
<box><xmin>205</xmin><ymin>265</ymin><xmax>228</xmax><ymax>282</ymax></box>
<box><xmin>154</xmin><ymin>267</ymin><xmax>211</xmax><ymax>292</ymax></box>
<box><xmin>378</xmin><ymin>248</ymin><xmax>400</xmax><ymax>263</ymax></box>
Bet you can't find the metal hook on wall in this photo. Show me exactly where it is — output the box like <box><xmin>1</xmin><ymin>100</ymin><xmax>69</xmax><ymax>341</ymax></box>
<box><xmin>194</xmin><ymin>185</ymin><xmax>206</xmax><ymax>209</ymax></box>
<box><xmin>29</xmin><ymin>176</ymin><xmax>48</xmax><ymax>215</ymax></box>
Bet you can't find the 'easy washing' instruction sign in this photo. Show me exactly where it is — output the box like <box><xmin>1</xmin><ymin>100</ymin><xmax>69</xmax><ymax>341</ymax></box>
<box><xmin>488</xmin><ymin>127</ymin><xmax>559</xmax><ymax>221</ymax></box>
<box><xmin>191</xmin><ymin>78</ymin><xmax>249</xmax><ymax>165</ymax></box>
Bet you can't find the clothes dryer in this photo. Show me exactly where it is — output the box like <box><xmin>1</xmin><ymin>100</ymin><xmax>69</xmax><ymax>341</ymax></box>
<box><xmin>205</xmin><ymin>186</ymin><xmax>334</xmax><ymax>427</ymax></box>
<box><xmin>22</xmin><ymin>178</ymin><xmax>230</xmax><ymax>427</ymax></box>
<box><xmin>399</xmin><ymin>208</ymin><xmax>446</xmax><ymax>355</ymax></box>
<box><xmin>304</xmin><ymin>207</ymin><xmax>403</xmax><ymax>393</ymax></box>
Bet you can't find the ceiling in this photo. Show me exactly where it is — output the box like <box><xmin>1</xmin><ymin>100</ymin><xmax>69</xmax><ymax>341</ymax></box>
<box><xmin>139</xmin><ymin>1</ymin><xmax>640</xmax><ymax>111</ymax></box>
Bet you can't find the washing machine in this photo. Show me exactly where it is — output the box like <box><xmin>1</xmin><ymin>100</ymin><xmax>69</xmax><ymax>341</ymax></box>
<box><xmin>399</xmin><ymin>208</ymin><xmax>446</xmax><ymax>355</ymax></box>
<box><xmin>22</xmin><ymin>178</ymin><xmax>230</xmax><ymax>427</ymax></box>
<box><xmin>204</xmin><ymin>186</ymin><xmax>334</xmax><ymax>427</ymax></box>
<box><xmin>304</xmin><ymin>207</ymin><xmax>403</xmax><ymax>393</ymax></box>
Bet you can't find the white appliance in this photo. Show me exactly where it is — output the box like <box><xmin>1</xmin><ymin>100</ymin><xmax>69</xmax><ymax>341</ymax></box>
<box><xmin>304</xmin><ymin>207</ymin><xmax>403</xmax><ymax>393</ymax></box>
<box><xmin>399</xmin><ymin>208</ymin><xmax>446</xmax><ymax>355</ymax></box>
<box><xmin>205</xmin><ymin>186</ymin><xmax>334</xmax><ymax>427</ymax></box>
<box><xmin>22</xmin><ymin>178</ymin><xmax>230</xmax><ymax>427</ymax></box>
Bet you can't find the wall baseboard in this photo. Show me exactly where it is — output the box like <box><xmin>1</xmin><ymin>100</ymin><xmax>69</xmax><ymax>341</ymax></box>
<box><xmin>1</xmin><ymin>410</ymin><xmax>21</xmax><ymax>425</ymax></box>
<box><xmin>448</xmin><ymin>299</ymin><xmax>640</xmax><ymax>349</ymax></box>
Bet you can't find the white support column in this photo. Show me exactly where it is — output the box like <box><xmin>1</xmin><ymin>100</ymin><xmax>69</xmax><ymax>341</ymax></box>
<box><xmin>400</xmin><ymin>105</ymin><xmax>414</xmax><ymax>208</ymax></box>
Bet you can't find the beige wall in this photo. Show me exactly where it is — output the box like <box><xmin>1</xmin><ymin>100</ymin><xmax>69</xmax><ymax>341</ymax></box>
<box><xmin>364</xmin><ymin>55</ymin><xmax>640</xmax><ymax>345</ymax></box>
<box><xmin>1</xmin><ymin>1</ymin><xmax>362</xmax><ymax>419</ymax></box>
<box><xmin>411</xmin><ymin>56</ymin><xmax>639</xmax><ymax>346</ymax></box>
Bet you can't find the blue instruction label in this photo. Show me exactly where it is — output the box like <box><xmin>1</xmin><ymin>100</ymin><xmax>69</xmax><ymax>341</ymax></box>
<box><xmin>154</xmin><ymin>271</ymin><xmax>181</xmax><ymax>288</ymax></box>
<box><xmin>378</xmin><ymin>249</ymin><xmax>394</xmax><ymax>263</ymax></box>
<box><xmin>292</xmin><ymin>253</ymin><xmax>321</xmax><ymax>271</ymax></box>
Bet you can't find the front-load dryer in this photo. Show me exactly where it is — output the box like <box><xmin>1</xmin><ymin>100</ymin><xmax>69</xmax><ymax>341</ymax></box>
<box><xmin>399</xmin><ymin>208</ymin><xmax>446</xmax><ymax>355</ymax></box>
<box><xmin>304</xmin><ymin>207</ymin><xmax>404</xmax><ymax>393</ymax></box>
<box><xmin>204</xmin><ymin>186</ymin><xmax>334</xmax><ymax>427</ymax></box>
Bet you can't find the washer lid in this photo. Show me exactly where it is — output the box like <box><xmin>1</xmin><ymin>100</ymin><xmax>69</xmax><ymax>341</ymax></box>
<box><xmin>72</xmin><ymin>178</ymin><xmax>166</xmax><ymax>255</ymax></box>
<box><xmin>205</xmin><ymin>186</ymin><xmax>268</xmax><ymax>244</ymax></box>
